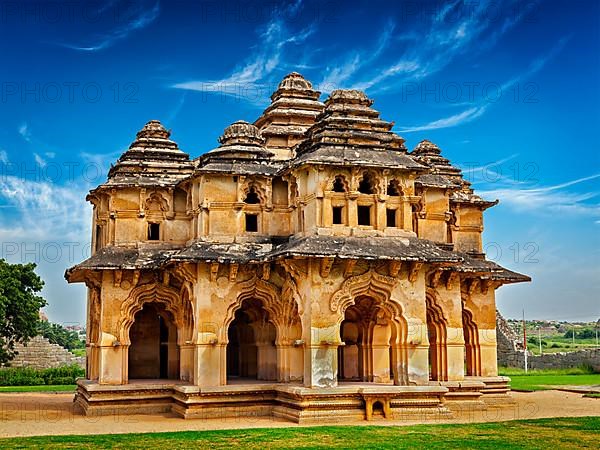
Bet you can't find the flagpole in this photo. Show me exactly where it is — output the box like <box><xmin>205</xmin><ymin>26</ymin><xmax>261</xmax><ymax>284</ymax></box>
<box><xmin>523</xmin><ymin>309</ymin><xmax>528</xmax><ymax>373</ymax></box>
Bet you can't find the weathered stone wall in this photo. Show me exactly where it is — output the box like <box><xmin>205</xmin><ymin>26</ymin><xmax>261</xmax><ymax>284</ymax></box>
<box><xmin>7</xmin><ymin>336</ymin><xmax>85</xmax><ymax>370</ymax></box>
<box><xmin>496</xmin><ymin>310</ymin><xmax>600</xmax><ymax>372</ymax></box>
<box><xmin>501</xmin><ymin>347</ymin><xmax>600</xmax><ymax>372</ymax></box>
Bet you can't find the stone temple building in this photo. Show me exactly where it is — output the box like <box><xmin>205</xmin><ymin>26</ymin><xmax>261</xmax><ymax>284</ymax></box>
<box><xmin>66</xmin><ymin>73</ymin><xmax>530</xmax><ymax>421</ymax></box>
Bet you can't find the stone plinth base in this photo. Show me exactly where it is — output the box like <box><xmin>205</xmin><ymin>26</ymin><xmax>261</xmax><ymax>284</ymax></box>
<box><xmin>76</xmin><ymin>379</ymin><xmax>500</xmax><ymax>423</ymax></box>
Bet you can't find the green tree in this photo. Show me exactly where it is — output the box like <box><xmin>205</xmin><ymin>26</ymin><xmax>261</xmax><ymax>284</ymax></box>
<box><xmin>37</xmin><ymin>321</ymin><xmax>85</xmax><ymax>351</ymax></box>
<box><xmin>0</xmin><ymin>259</ymin><xmax>46</xmax><ymax>364</ymax></box>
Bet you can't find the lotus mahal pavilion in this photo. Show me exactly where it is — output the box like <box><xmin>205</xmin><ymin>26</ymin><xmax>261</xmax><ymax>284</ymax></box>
<box><xmin>66</xmin><ymin>72</ymin><xmax>530</xmax><ymax>422</ymax></box>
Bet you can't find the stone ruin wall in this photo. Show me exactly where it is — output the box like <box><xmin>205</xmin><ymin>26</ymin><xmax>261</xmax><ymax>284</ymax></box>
<box><xmin>496</xmin><ymin>310</ymin><xmax>600</xmax><ymax>372</ymax></box>
<box><xmin>5</xmin><ymin>336</ymin><xmax>85</xmax><ymax>370</ymax></box>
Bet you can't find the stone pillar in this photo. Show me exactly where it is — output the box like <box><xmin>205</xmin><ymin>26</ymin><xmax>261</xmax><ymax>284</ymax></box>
<box><xmin>407</xmin><ymin>321</ymin><xmax>430</xmax><ymax>384</ymax></box>
<box><xmin>98</xmin><ymin>341</ymin><xmax>126</xmax><ymax>385</ymax></box>
<box><xmin>479</xmin><ymin>328</ymin><xmax>498</xmax><ymax>376</ymax></box>
<box><xmin>179</xmin><ymin>344</ymin><xmax>194</xmax><ymax>382</ymax></box>
<box><xmin>256</xmin><ymin>342</ymin><xmax>277</xmax><ymax>380</ymax></box>
<box><xmin>304</xmin><ymin>324</ymin><xmax>340</xmax><ymax>388</ymax></box>
<box><xmin>371</xmin><ymin>322</ymin><xmax>392</xmax><ymax>383</ymax></box>
<box><xmin>193</xmin><ymin>332</ymin><xmax>222</xmax><ymax>386</ymax></box>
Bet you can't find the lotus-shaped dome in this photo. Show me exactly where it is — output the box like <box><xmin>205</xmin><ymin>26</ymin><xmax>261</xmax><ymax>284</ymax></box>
<box><xmin>277</xmin><ymin>72</ymin><xmax>314</xmax><ymax>91</ymax></box>
<box><xmin>412</xmin><ymin>140</ymin><xmax>442</xmax><ymax>156</ymax></box>
<box><xmin>327</xmin><ymin>89</ymin><xmax>374</xmax><ymax>106</ymax></box>
<box><xmin>218</xmin><ymin>120</ymin><xmax>265</xmax><ymax>146</ymax></box>
<box><xmin>135</xmin><ymin>119</ymin><xmax>171</xmax><ymax>140</ymax></box>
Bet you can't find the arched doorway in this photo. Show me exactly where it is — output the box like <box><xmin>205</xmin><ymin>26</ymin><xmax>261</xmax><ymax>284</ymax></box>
<box><xmin>462</xmin><ymin>308</ymin><xmax>481</xmax><ymax>376</ymax></box>
<box><xmin>128</xmin><ymin>302</ymin><xmax>179</xmax><ymax>379</ymax></box>
<box><xmin>338</xmin><ymin>296</ymin><xmax>397</xmax><ymax>384</ymax></box>
<box><xmin>426</xmin><ymin>296</ymin><xmax>448</xmax><ymax>381</ymax></box>
<box><xmin>226</xmin><ymin>298</ymin><xmax>277</xmax><ymax>382</ymax></box>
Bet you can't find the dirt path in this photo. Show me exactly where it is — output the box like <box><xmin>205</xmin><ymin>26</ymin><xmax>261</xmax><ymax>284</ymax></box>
<box><xmin>0</xmin><ymin>391</ymin><xmax>598</xmax><ymax>438</ymax></box>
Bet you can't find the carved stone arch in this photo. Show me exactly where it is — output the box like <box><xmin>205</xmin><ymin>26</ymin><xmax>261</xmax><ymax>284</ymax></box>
<box><xmin>461</xmin><ymin>303</ymin><xmax>481</xmax><ymax>376</ymax></box>
<box><xmin>425</xmin><ymin>289</ymin><xmax>448</xmax><ymax>325</ymax></box>
<box><xmin>386</xmin><ymin>179</ymin><xmax>403</xmax><ymax>196</ymax></box>
<box><xmin>221</xmin><ymin>276</ymin><xmax>280</xmax><ymax>342</ymax></box>
<box><xmin>330</xmin><ymin>270</ymin><xmax>399</xmax><ymax>316</ymax></box>
<box><xmin>323</xmin><ymin>172</ymin><xmax>350</xmax><ymax>193</ymax></box>
<box><xmin>357</xmin><ymin>170</ymin><xmax>382</xmax><ymax>195</ymax></box>
<box><xmin>242</xmin><ymin>179</ymin><xmax>268</xmax><ymax>204</ymax></box>
<box><xmin>118</xmin><ymin>282</ymin><xmax>193</xmax><ymax>346</ymax></box>
<box><xmin>145</xmin><ymin>191</ymin><xmax>169</xmax><ymax>213</ymax></box>
<box><xmin>426</xmin><ymin>288</ymin><xmax>449</xmax><ymax>381</ymax></box>
<box><xmin>88</xmin><ymin>286</ymin><xmax>101</xmax><ymax>345</ymax></box>
<box><xmin>333</xmin><ymin>270</ymin><xmax>409</xmax><ymax>385</ymax></box>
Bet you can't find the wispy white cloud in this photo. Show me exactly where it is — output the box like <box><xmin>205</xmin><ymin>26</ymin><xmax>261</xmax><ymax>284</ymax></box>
<box><xmin>478</xmin><ymin>173</ymin><xmax>600</xmax><ymax>218</ymax></box>
<box><xmin>18</xmin><ymin>123</ymin><xmax>31</xmax><ymax>142</ymax></box>
<box><xmin>173</xmin><ymin>1</ymin><xmax>314</xmax><ymax>103</ymax></box>
<box><xmin>57</xmin><ymin>1</ymin><xmax>160</xmax><ymax>52</ymax></box>
<box><xmin>0</xmin><ymin>175</ymin><xmax>91</xmax><ymax>242</ymax></box>
<box><xmin>395</xmin><ymin>34</ymin><xmax>567</xmax><ymax>133</ymax></box>
<box><xmin>0</xmin><ymin>149</ymin><xmax>8</xmax><ymax>164</ymax></box>
<box><xmin>33</xmin><ymin>153</ymin><xmax>46</xmax><ymax>167</ymax></box>
<box><xmin>325</xmin><ymin>0</ymin><xmax>542</xmax><ymax>95</ymax></box>
<box><xmin>397</xmin><ymin>105</ymin><xmax>488</xmax><ymax>133</ymax></box>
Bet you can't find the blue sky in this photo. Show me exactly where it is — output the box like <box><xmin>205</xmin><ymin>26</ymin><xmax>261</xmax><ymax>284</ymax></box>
<box><xmin>0</xmin><ymin>0</ymin><xmax>598</xmax><ymax>326</ymax></box>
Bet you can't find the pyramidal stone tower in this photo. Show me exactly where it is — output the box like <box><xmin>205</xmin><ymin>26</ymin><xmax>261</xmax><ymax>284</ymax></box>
<box><xmin>66</xmin><ymin>73</ymin><xmax>529</xmax><ymax>422</ymax></box>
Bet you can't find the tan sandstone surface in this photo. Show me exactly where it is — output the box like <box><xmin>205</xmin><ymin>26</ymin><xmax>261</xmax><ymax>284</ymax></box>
<box><xmin>0</xmin><ymin>390</ymin><xmax>598</xmax><ymax>438</ymax></box>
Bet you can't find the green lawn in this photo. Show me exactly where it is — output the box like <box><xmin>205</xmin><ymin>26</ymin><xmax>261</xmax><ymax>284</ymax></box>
<box><xmin>0</xmin><ymin>384</ymin><xmax>76</xmax><ymax>392</ymax></box>
<box><xmin>0</xmin><ymin>417</ymin><xmax>597</xmax><ymax>449</ymax></box>
<box><xmin>499</xmin><ymin>367</ymin><xmax>600</xmax><ymax>391</ymax></box>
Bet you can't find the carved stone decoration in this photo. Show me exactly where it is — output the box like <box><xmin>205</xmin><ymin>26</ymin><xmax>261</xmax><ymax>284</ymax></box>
<box><xmin>445</xmin><ymin>272</ymin><xmax>459</xmax><ymax>290</ymax></box>
<box><xmin>481</xmin><ymin>279</ymin><xmax>492</xmax><ymax>295</ymax></box>
<box><xmin>343</xmin><ymin>259</ymin><xmax>357</xmax><ymax>278</ymax></box>
<box><xmin>113</xmin><ymin>270</ymin><xmax>122</xmax><ymax>288</ymax></box>
<box><xmin>261</xmin><ymin>263</ymin><xmax>271</xmax><ymax>281</ymax></box>
<box><xmin>229</xmin><ymin>263</ymin><xmax>239</xmax><ymax>282</ymax></box>
<box><xmin>468</xmin><ymin>279</ymin><xmax>480</xmax><ymax>295</ymax></box>
<box><xmin>389</xmin><ymin>261</ymin><xmax>402</xmax><ymax>278</ymax></box>
<box><xmin>145</xmin><ymin>192</ymin><xmax>169</xmax><ymax>213</ymax></box>
<box><xmin>408</xmin><ymin>262</ymin><xmax>423</xmax><ymax>283</ymax></box>
<box><xmin>221</xmin><ymin>275</ymin><xmax>301</xmax><ymax>344</ymax></box>
<box><xmin>329</xmin><ymin>269</ymin><xmax>399</xmax><ymax>313</ymax></box>
<box><xmin>429</xmin><ymin>270</ymin><xmax>443</xmax><ymax>288</ymax></box>
<box><xmin>118</xmin><ymin>283</ymin><xmax>194</xmax><ymax>345</ymax></box>
<box><xmin>210</xmin><ymin>263</ymin><xmax>220</xmax><ymax>282</ymax></box>
<box><xmin>320</xmin><ymin>257</ymin><xmax>335</xmax><ymax>278</ymax></box>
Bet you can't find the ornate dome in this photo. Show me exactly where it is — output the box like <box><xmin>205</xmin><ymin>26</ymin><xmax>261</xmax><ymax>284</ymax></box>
<box><xmin>327</xmin><ymin>89</ymin><xmax>374</xmax><ymax>107</ymax></box>
<box><xmin>277</xmin><ymin>72</ymin><xmax>314</xmax><ymax>91</ymax></box>
<box><xmin>218</xmin><ymin>120</ymin><xmax>265</xmax><ymax>146</ymax></box>
<box><xmin>135</xmin><ymin>119</ymin><xmax>171</xmax><ymax>140</ymax></box>
<box><xmin>412</xmin><ymin>140</ymin><xmax>442</xmax><ymax>156</ymax></box>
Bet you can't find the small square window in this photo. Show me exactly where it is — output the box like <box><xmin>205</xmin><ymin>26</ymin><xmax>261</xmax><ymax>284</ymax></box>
<box><xmin>386</xmin><ymin>209</ymin><xmax>397</xmax><ymax>227</ymax></box>
<box><xmin>332</xmin><ymin>206</ymin><xmax>343</xmax><ymax>225</ymax></box>
<box><xmin>245</xmin><ymin>214</ymin><xmax>258</xmax><ymax>232</ymax></box>
<box><xmin>148</xmin><ymin>223</ymin><xmax>160</xmax><ymax>240</ymax></box>
<box><xmin>357</xmin><ymin>205</ymin><xmax>371</xmax><ymax>226</ymax></box>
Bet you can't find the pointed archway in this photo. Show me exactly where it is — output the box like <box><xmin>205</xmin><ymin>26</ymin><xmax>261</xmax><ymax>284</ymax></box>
<box><xmin>226</xmin><ymin>298</ymin><xmax>277</xmax><ymax>381</ymax></box>
<box><xmin>331</xmin><ymin>270</ymin><xmax>408</xmax><ymax>385</ymax></box>
<box><xmin>128</xmin><ymin>302</ymin><xmax>179</xmax><ymax>379</ymax></box>
<box><xmin>462</xmin><ymin>307</ymin><xmax>481</xmax><ymax>376</ymax></box>
<box><xmin>426</xmin><ymin>293</ymin><xmax>448</xmax><ymax>381</ymax></box>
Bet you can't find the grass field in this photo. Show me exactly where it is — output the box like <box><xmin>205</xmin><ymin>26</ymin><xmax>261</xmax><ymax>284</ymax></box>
<box><xmin>0</xmin><ymin>417</ymin><xmax>597</xmax><ymax>449</ymax></box>
<box><xmin>499</xmin><ymin>367</ymin><xmax>600</xmax><ymax>391</ymax></box>
<box><xmin>0</xmin><ymin>384</ymin><xmax>76</xmax><ymax>392</ymax></box>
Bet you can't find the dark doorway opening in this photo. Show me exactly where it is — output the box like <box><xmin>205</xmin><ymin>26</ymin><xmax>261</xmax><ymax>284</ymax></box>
<box><xmin>357</xmin><ymin>205</ymin><xmax>371</xmax><ymax>226</ymax></box>
<box><xmin>128</xmin><ymin>303</ymin><xmax>179</xmax><ymax>380</ymax></box>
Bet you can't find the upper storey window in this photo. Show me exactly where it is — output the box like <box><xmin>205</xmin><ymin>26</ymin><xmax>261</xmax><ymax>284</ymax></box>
<box><xmin>387</xmin><ymin>180</ymin><xmax>402</xmax><ymax>196</ymax></box>
<box><xmin>148</xmin><ymin>223</ymin><xmax>160</xmax><ymax>240</ymax></box>
<box><xmin>244</xmin><ymin>187</ymin><xmax>261</xmax><ymax>204</ymax></box>
<box><xmin>332</xmin><ymin>175</ymin><xmax>347</xmax><ymax>193</ymax></box>
<box><xmin>358</xmin><ymin>173</ymin><xmax>375</xmax><ymax>194</ymax></box>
